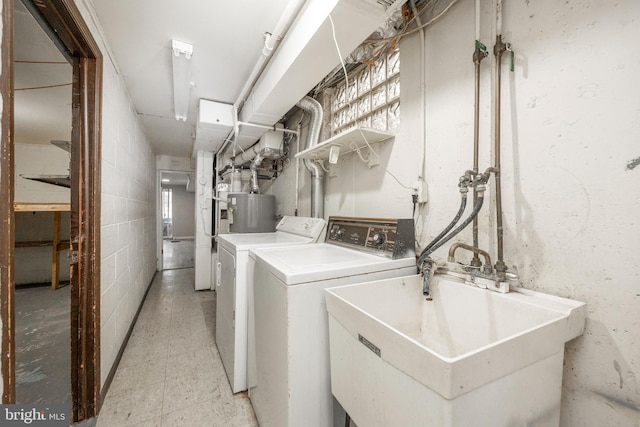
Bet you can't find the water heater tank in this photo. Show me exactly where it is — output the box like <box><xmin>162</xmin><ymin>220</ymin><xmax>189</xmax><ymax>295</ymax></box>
<box><xmin>228</xmin><ymin>193</ymin><xmax>276</xmax><ymax>233</ymax></box>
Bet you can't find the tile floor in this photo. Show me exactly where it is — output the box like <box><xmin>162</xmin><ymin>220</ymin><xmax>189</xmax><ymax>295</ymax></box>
<box><xmin>162</xmin><ymin>239</ymin><xmax>195</xmax><ymax>270</ymax></box>
<box><xmin>96</xmin><ymin>268</ymin><xmax>257</xmax><ymax>427</ymax></box>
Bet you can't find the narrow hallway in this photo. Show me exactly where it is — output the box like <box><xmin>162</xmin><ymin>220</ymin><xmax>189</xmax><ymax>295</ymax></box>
<box><xmin>97</xmin><ymin>268</ymin><xmax>257</xmax><ymax>426</ymax></box>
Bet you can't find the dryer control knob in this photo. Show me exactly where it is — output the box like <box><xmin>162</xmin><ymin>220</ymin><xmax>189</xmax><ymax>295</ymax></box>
<box><xmin>330</xmin><ymin>227</ymin><xmax>345</xmax><ymax>239</ymax></box>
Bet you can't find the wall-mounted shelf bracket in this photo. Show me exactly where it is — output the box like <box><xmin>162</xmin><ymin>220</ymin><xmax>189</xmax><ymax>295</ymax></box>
<box><xmin>295</xmin><ymin>127</ymin><xmax>394</xmax><ymax>169</ymax></box>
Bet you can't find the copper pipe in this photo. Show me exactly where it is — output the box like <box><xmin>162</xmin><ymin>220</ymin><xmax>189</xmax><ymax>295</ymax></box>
<box><xmin>493</xmin><ymin>35</ymin><xmax>508</xmax><ymax>279</ymax></box>
<box><xmin>448</xmin><ymin>242</ymin><xmax>492</xmax><ymax>268</ymax></box>
<box><xmin>471</xmin><ymin>43</ymin><xmax>487</xmax><ymax>268</ymax></box>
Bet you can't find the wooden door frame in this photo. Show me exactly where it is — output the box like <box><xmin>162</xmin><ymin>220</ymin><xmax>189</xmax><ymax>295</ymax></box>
<box><xmin>1</xmin><ymin>0</ymin><xmax>102</xmax><ymax>421</ymax></box>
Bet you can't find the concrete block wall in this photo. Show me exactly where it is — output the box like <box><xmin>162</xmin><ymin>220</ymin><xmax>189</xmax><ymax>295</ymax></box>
<box><xmin>99</xmin><ymin>54</ymin><xmax>156</xmax><ymax>388</ymax></box>
<box><xmin>72</xmin><ymin>1</ymin><xmax>158</xmax><ymax>387</ymax></box>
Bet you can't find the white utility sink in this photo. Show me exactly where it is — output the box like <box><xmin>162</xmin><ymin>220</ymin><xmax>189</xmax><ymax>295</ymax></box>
<box><xmin>325</xmin><ymin>274</ymin><xmax>586</xmax><ymax>427</ymax></box>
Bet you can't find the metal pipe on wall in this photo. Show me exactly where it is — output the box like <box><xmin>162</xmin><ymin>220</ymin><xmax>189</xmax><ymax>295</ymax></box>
<box><xmin>472</xmin><ymin>40</ymin><xmax>488</xmax><ymax>268</ymax></box>
<box><xmin>295</xmin><ymin>96</ymin><xmax>324</xmax><ymax>218</ymax></box>
<box><xmin>219</xmin><ymin>0</ymin><xmax>307</xmax><ymax>159</ymax></box>
<box><xmin>493</xmin><ymin>34</ymin><xmax>508</xmax><ymax>279</ymax></box>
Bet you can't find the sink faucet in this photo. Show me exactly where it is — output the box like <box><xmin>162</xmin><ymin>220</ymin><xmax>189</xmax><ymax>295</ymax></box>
<box><xmin>448</xmin><ymin>242</ymin><xmax>493</xmax><ymax>275</ymax></box>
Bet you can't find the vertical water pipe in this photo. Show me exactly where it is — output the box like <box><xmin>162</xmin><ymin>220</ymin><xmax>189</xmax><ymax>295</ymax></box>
<box><xmin>471</xmin><ymin>0</ymin><xmax>488</xmax><ymax>268</ymax></box>
<box><xmin>493</xmin><ymin>0</ymin><xmax>508</xmax><ymax>279</ymax></box>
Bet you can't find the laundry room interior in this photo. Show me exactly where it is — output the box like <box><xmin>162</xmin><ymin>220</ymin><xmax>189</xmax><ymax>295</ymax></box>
<box><xmin>0</xmin><ymin>0</ymin><xmax>638</xmax><ymax>426</ymax></box>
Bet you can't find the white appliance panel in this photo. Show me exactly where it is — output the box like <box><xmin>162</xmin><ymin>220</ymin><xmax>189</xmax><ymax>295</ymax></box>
<box><xmin>214</xmin><ymin>216</ymin><xmax>325</xmax><ymax>393</ymax></box>
<box><xmin>216</xmin><ymin>246</ymin><xmax>238</xmax><ymax>389</ymax></box>
<box><xmin>218</xmin><ymin>230</ymin><xmax>311</xmax><ymax>252</ymax></box>
<box><xmin>249</xmin><ymin>243</ymin><xmax>416</xmax><ymax>427</ymax></box>
<box><xmin>251</xmin><ymin>243</ymin><xmax>417</xmax><ymax>285</ymax></box>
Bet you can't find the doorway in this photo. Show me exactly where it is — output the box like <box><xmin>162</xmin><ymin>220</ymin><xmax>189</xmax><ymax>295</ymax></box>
<box><xmin>160</xmin><ymin>171</ymin><xmax>195</xmax><ymax>270</ymax></box>
<box><xmin>13</xmin><ymin>0</ymin><xmax>72</xmax><ymax>406</ymax></box>
<box><xmin>1</xmin><ymin>0</ymin><xmax>102</xmax><ymax>422</ymax></box>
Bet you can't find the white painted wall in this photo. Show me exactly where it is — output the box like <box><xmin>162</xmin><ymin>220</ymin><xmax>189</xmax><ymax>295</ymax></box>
<box><xmin>72</xmin><ymin>0</ymin><xmax>157</xmax><ymax>387</ymax></box>
<box><xmin>99</xmin><ymin>57</ymin><xmax>157</xmax><ymax>388</ymax></box>
<box><xmin>194</xmin><ymin>150</ymin><xmax>213</xmax><ymax>290</ymax></box>
<box><xmin>13</xmin><ymin>144</ymin><xmax>71</xmax><ymax>285</ymax></box>
<box><xmin>165</xmin><ymin>184</ymin><xmax>195</xmax><ymax>239</ymax></box>
<box><xmin>14</xmin><ymin>144</ymin><xmax>70</xmax><ymax>203</ymax></box>
<box><xmin>155</xmin><ymin>155</ymin><xmax>195</xmax><ymax>269</ymax></box>
<box><xmin>14</xmin><ymin>211</ymin><xmax>71</xmax><ymax>285</ymax></box>
<box><xmin>267</xmin><ymin>0</ymin><xmax>640</xmax><ymax>425</ymax></box>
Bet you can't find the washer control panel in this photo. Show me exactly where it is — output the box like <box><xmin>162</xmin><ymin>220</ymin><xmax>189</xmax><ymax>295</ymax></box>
<box><xmin>326</xmin><ymin>217</ymin><xmax>415</xmax><ymax>259</ymax></box>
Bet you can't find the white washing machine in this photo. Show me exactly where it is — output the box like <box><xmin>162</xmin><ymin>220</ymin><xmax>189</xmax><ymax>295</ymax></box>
<box><xmin>248</xmin><ymin>217</ymin><xmax>416</xmax><ymax>427</ymax></box>
<box><xmin>215</xmin><ymin>216</ymin><xmax>326</xmax><ymax>393</ymax></box>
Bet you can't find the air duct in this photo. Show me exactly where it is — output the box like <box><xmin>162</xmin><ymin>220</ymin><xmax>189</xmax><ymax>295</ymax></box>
<box><xmin>295</xmin><ymin>96</ymin><xmax>324</xmax><ymax>218</ymax></box>
<box><xmin>233</xmin><ymin>130</ymin><xmax>283</xmax><ymax>166</ymax></box>
<box><xmin>249</xmin><ymin>154</ymin><xmax>264</xmax><ymax>194</ymax></box>
<box><xmin>232</xmin><ymin>130</ymin><xmax>284</xmax><ymax>193</ymax></box>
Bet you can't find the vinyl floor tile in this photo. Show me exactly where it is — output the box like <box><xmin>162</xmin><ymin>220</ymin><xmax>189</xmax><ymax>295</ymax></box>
<box><xmin>97</xmin><ymin>268</ymin><xmax>257</xmax><ymax>426</ymax></box>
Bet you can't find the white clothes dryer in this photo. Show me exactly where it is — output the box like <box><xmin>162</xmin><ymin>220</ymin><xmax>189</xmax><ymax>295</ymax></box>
<box><xmin>248</xmin><ymin>217</ymin><xmax>416</xmax><ymax>427</ymax></box>
<box><xmin>215</xmin><ymin>216</ymin><xmax>326</xmax><ymax>393</ymax></box>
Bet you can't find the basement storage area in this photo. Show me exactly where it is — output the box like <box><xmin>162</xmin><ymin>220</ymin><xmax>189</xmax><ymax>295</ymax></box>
<box><xmin>12</xmin><ymin>0</ymin><xmax>74</xmax><ymax>407</ymax></box>
<box><xmin>1</xmin><ymin>0</ymin><xmax>638</xmax><ymax>426</ymax></box>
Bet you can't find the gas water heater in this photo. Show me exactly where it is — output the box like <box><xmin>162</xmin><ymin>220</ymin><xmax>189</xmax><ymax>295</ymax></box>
<box><xmin>227</xmin><ymin>193</ymin><xmax>276</xmax><ymax>233</ymax></box>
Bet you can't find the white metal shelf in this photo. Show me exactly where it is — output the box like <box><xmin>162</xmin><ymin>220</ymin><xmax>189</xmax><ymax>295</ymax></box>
<box><xmin>295</xmin><ymin>127</ymin><xmax>394</xmax><ymax>167</ymax></box>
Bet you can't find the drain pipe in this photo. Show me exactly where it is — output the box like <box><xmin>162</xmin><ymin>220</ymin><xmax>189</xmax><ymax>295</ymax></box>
<box><xmin>295</xmin><ymin>96</ymin><xmax>324</xmax><ymax>218</ymax></box>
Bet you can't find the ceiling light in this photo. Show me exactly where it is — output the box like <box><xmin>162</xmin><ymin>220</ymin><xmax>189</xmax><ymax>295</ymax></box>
<box><xmin>171</xmin><ymin>40</ymin><xmax>193</xmax><ymax>122</ymax></box>
<box><xmin>162</xmin><ymin>178</ymin><xmax>170</xmax><ymax>183</ymax></box>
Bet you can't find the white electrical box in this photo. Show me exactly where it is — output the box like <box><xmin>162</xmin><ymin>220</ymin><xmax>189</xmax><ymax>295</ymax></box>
<box><xmin>198</xmin><ymin>99</ymin><xmax>234</xmax><ymax>129</ymax></box>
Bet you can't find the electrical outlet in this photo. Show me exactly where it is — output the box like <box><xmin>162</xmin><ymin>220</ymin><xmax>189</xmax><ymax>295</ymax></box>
<box><xmin>414</xmin><ymin>179</ymin><xmax>428</xmax><ymax>204</ymax></box>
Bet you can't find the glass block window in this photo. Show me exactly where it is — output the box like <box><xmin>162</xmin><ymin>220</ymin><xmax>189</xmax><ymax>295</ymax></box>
<box><xmin>331</xmin><ymin>49</ymin><xmax>400</xmax><ymax>135</ymax></box>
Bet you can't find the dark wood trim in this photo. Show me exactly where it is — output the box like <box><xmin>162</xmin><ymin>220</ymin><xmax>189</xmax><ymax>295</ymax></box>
<box><xmin>32</xmin><ymin>0</ymin><xmax>100</xmax><ymax>58</ymax></box>
<box><xmin>1</xmin><ymin>0</ymin><xmax>16</xmax><ymax>404</ymax></box>
<box><xmin>4</xmin><ymin>0</ymin><xmax>102</xmax><ymax>420</ymax></box>
<box><xmin>70</xmin><ymin>53</ymin><xmax>102</xmax><ymax>421</ymax></box>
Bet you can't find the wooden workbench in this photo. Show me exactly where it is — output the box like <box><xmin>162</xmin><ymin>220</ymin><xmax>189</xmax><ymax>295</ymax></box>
<box><xmin>14</xmin><ymin>202</ymin><xmax>71</xmax><ymax>290</ymax></box>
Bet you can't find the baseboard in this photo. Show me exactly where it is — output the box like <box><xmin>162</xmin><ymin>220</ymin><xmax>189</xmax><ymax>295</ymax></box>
<box><xmin>98</xmin><ymin>270</ymin><xmax>158</xmax><ymax>412</ymax></box>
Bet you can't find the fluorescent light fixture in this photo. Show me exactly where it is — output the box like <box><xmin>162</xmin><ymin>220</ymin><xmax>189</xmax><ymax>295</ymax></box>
<box><xmin>171</xmin><ymin>40</ymin><xmax>193</xmax><ymax>122</ymax></box>
<box><xmin>161</xmin><ymin>178</ymin><xmax>170</xmax><ymax>183</ymax></box>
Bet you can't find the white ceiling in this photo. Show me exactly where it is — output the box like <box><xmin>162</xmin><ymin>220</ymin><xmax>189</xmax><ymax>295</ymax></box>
<box><xmin>15</xmin><ymin>0</ymin><xmax>404</xmax><ymax>162</ymax></box>
<box><xmin>89</xmin><ymin>0</ymin><xmax>294</xmax><ymax>158</ymax></box>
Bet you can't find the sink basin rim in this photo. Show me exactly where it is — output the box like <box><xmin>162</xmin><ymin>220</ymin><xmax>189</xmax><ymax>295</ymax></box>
<box><xmin>325</xmin><ymin>274</ymin><xmax>587</xmax><ymax>399</ymax></box>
